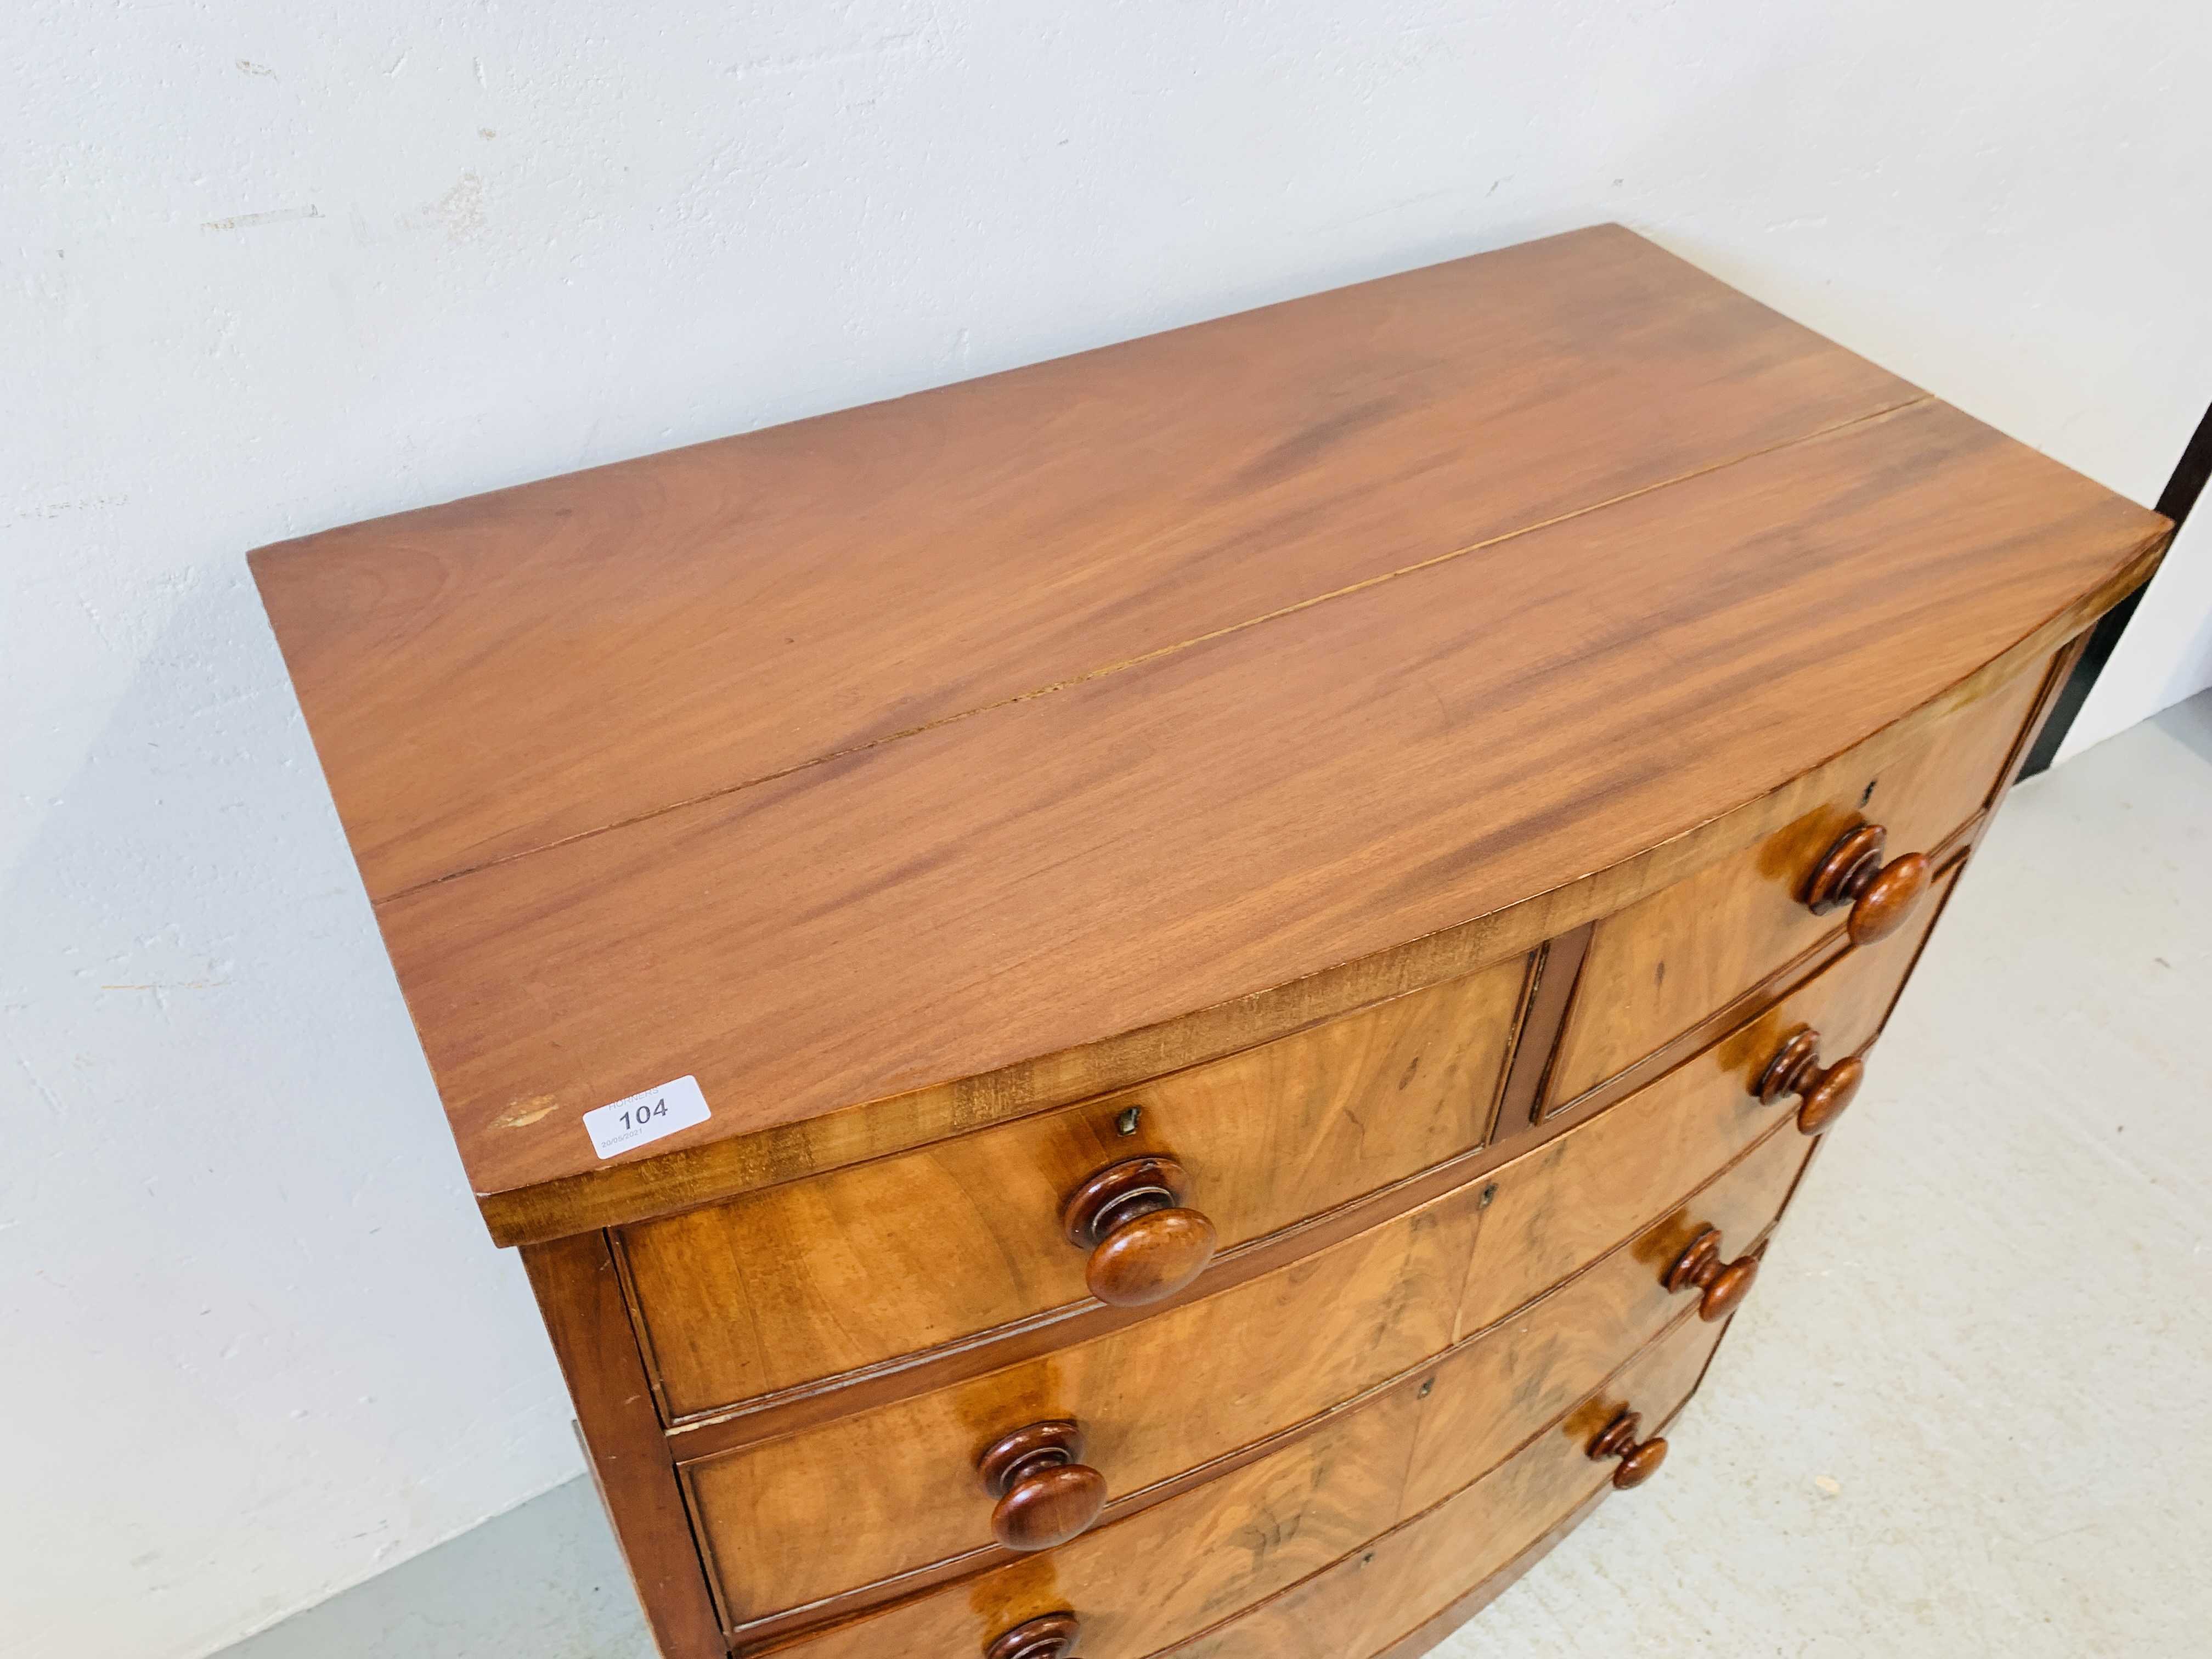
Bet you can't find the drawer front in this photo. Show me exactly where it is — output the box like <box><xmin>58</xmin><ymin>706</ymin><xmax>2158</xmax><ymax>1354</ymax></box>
<box><xmin>749</xmin><ymin>1128</ymin><xmax>1798</xmax><ymax>1658</ymax></box>
<box><xmin>682</xmin><ymin>1074</ymin><xmax>1815</xmax><ymax>1629</ymax></box>
<box><xmin>1165</xmin><ymin>1302</ymin><xmax>1730</xmax><ymax>1659</ymax></box>
<box><xmin>686</xmin><ymin>1170</ymin><xmax>1480</xmax><ymax>1626</ymax></box>
<box><xmin>1405</xmin><ymin>1116</ymin><xmax>1804</xmax><ymax>1517</ymax></box>
<box><xmin>1457</xmin><ymin>857</ymin><xmax>1949</xmax><ymax>1335</ymax></box>
<box><xmin>1547</xmin><ymin>654</ymin><xmax>2045</xmax><ymax>1107</ymax></box>
<box><xmin>622</xmin><ymin>955</ymin><xmax>1527</xmax><ymax>1417</ymax></box>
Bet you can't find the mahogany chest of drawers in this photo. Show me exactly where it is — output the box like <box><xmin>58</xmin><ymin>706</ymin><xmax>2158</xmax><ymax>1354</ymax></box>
<box><xmin>250</xmin><ymin>225</ymin><xmax>2168</xmax><ymax>1659</ymax></box>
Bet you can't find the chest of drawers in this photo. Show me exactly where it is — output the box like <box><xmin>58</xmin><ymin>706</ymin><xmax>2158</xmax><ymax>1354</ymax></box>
<box><xmin>250</xmin><ymin>225</ymin><xmax>2168</xmax><ymax>1658</ymax></box>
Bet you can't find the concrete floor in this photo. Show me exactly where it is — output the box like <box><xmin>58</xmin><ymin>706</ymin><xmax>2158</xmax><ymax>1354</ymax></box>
<box><xmin>220</xmin><ymin>694</ymin><xmax>2212</xmax><ymax>1659</ymax></box>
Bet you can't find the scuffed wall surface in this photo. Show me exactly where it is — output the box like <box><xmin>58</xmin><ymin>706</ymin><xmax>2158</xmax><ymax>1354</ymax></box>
<box><xmin>4</xmin><ymin>5</ymin><xmax>2207</xmax><ymax>1656</ymax></box>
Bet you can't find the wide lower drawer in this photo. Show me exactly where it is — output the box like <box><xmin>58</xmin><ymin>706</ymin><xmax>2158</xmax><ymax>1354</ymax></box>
<box><xmin>763</xmin><ymin>1270</ymin><xmax>1737</xmax><ymax>1658</ymax></box>
<box><xmin>621</xmin><ymin>953</ymin><xmax>1529</xmax><ymax>1417</ymax></box>
<box><xmin>1161</xmin><ymin>1301</ymin><xmax>1729</xmax><ymax>1659</ymax></box>
<box><xmin>1544</xmin><ymin>649</ymin><xmax>2047</xmax><ymax>1108</ymax></box>
<box><xmin>682</xmin><ymin>1080</ymin><xmax>1817</xmax><ymax>1633</ymax></box>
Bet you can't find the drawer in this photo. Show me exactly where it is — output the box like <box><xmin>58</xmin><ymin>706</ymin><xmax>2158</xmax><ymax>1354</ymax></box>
<box><xmin>685</xmin><ymin>1167</ymin><xmax>1477</xmax><ymax>1628</ymax></box>
<box><xmin>1403</xmin><ymin>1115</ymin><xmax>1805</xmax><ymax>1515</ymax></box>
<box><xmin>1459</xmin><ymin>857</ymin><xmax>1951</xmax><ymax>1334</ymax></box>
<box><xmin>1545</xmin><ymin>652</ymin><xmax>2047</xmax><ymax>1107</ymax></box>
<box><xmin>1165</xmin><ymin>1300</ymin><xmax>1730</xmax><ymax>1659</ymax></box>
<box><xmin>621</xmin><ymin>953</ymin><xmax>1528</xmax><ymax>1416</ymax></box>
<box><xmin>681</xmin><ymin>1069</ymin><xmax>1816</xmax><ymax>1630</ymax></box>
<box><xmin>742</xmin><ymin>1129</ymin><xmax>1793</xmax><ymax>1657</ymax></box>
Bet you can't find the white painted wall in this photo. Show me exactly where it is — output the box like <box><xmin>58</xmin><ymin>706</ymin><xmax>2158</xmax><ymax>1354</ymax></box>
<box><xmin>5</xmin><ymin>5</ymin><xmax>2207</xmax><ymax>1656</ymax></box>
<box><xmin>2063</xmin><ymin>506</ymin><xmax>2212</xmax><ymax>759</ymax></box>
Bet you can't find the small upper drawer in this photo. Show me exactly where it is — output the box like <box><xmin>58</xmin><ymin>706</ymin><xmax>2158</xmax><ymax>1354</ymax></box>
<box><xmin>620</xmin><ymin>952</ymin><xmax>1528</xmax><ymax>1418</ymax></box>
<box><xmin>1442</xmin><ymin>875</ymin><xmax>1949</xmax><ymax>1339</ymax></box>
<box><xmin>1544</xmin><ymin>655</ymin><xmax>2049</xmax><ymax>1108</ymax></box>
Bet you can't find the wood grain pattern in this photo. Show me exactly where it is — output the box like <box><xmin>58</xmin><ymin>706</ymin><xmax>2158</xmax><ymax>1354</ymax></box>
<box><xmin>1489</xmin><ymin>923</ymin><xmax>1594</xmax><ymax>1147</ymax></box>
<box><xmin>1446</xmin><ymin>1025</ymin><xmax>1808</xmax><ymax>1343</ymax></box>
<box><xmin>1682</xmin><ymin>858</ymin><xmax>1963</xmax><ymax>1133</ymax></box>
<box><xmin>1363</xmin><ymin>1486</ymin><xmax>1612</xmax><ymax>1659</ymax></box>
<box><xmin>681</xmin><ymin>1033</ymin><xmax>1826</xmax><ymax>1633</ymax></box>
<box><xmin>619</xmin><ymin>955</ymin><xmax>1525</xmax><ymax>1418</ymax></box>
<box><xmin>755</xmin><ymin>1363</ymin><xmax>1424</xmax><ymax>1659</ymax></box>
<box><xmin>1331</xmin><ymin>631</ymin><xmax>2080</xmax><ymax>1659</ymax></box>
<box><xmin>1532</xmin><ymin>804</ymin><xmax>1976</xmax><ymax>1139</ymax></box>
<box><xmin>480</xmin><ymin>605</ymin><xmax>2100</xmax><ymax>1251</ymax></box>
<box><xmin>1157</xmin><ymin>1306</ymin><xmax>1729</xmax><ymax>1659</ymax></box>
<box><xmin>245</xmin><ymin>225</ymin><xmax>2163</xmax><ymax>1659</ymax></box>
<box><xmin>251</xmin><ymin>227</ymin><xmax>1920</xmax><ymax>903</ymax></box>
<box><xmin>646</xmin><ymin>853</ymin><xmax>1932</xmax><ymax>1465</ymax></box>
<box><xmin>684</xmin><ymin>1167</ymin><xmax>1480</xmax><ymax>1627</ymax></box>
<box><xmin>1544</xmin><ymin>652</ymin><xmax>2046</xmax><ymax>1107</ymax></box>
<box><xmin>734</xmin><ymin>1121</ymin><xmax>1804</xmax><ymax>1656</ymax></box>
<box><xmin>1400</xmin><ymin>1121</ymin><xmax>1807</xmax><ymax>1518</ymax></box>
<box><xmin>373</xmin><ymin>397</ymin><xmax>2159</xmax><ymax>1240</ymax></box>
<box><xmin>518</xmin><ymin>1234</ymin><xmax>725</xmax><ymax>1659</ymax></box>
<box><xmin>1449</xmin><ymin>864</ymin><xmax>1964</xmax><ymax>1335</ymax></box>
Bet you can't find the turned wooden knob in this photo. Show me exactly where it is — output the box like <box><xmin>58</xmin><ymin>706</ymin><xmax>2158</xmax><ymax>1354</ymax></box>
<box><xmin>1805</xmin><ymin>823</ymin><xmax>1930</xmax><ymax>945</ymax></box>
<box><xmin>978</xmin><ymin>1421</ymin><xmax>1108</xmax><ymax>1551</ymax></box>
<box><xmin>1588</xmin><ymin>1409</ymin><xmax>1669</xmax><ymax>1489</ymax></box>
<box><xmin>1664</xmin><ymin>1227</ymin><xmax>1759</xmax><ymax>1321</ymax></box>
<box><xmin>985</xmin><ymin>1611</ymin><xmax>1082</xmax><ymax>1659</ymax></box>
<box><xmin>1758</xmin><ymin>1029</ymin><xmax>1865</xmax><ymax>1135</ymax></box>
<box><xmin>1061</xmin><ymin>1154</ymin><xmax>1217</xmax><ymax>1307</ymax></box>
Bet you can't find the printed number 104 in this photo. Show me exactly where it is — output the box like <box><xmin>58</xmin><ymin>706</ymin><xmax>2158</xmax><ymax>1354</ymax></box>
<box><xmin>621</xmin><ymin>1098</ymin><xmax>669</xmax><ymax>1133</ymax></box>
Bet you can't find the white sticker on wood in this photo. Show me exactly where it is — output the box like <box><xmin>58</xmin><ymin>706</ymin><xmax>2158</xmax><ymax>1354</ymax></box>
<box><xmin>582</xmin><ymin>1075</ymin><xmax>711</xmax><ymax>1160</ymax></box>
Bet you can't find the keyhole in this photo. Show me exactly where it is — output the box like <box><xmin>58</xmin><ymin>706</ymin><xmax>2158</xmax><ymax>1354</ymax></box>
<box><xmin>1115</xmin><ymin>1105</ymin><xmax>1142</xmax><ymax>1136</ymax></box>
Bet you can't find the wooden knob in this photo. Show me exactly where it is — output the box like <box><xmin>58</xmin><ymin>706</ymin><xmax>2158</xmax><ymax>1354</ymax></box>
<box><xmin>1588</xmin><ymin>1409</ymin><xmax>1669</xmax><ymax>1489</ymax></box>
<box><xmin>1806</xmin><ymin>823</ymin><xmax>1931</xmax><ymax>945</ymax></box>
<box><xmin>978</xmin><ymin>1421</ymin><xmax>1107</xmax><ymax>1551</ymax></box>
<box><xmin>985</xmin><ymin>1611</ymin><xmax>1081</xmax><ymax>1659</ymax></box>
<box><xmin>1757</xmin><ymin>1029</ymin><xmax>1865</xmax><ymax>1135</ymax></box>
<box><xmin>1062</xmin><ymin>1155</ymin><xmax>1218</xmax><ymax>1306</ymax></box>
<box><xmin>1664</xmin><ymin>1227</ymin><xmax>1760</xmax><ymax>1321</ymax></box>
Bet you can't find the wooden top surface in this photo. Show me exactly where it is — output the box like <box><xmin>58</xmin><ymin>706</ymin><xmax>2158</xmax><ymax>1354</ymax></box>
<box><xmin>250</xmin><ymin>226</ymin><xmax>2166</xmax><ymax>1240</ymax></box>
